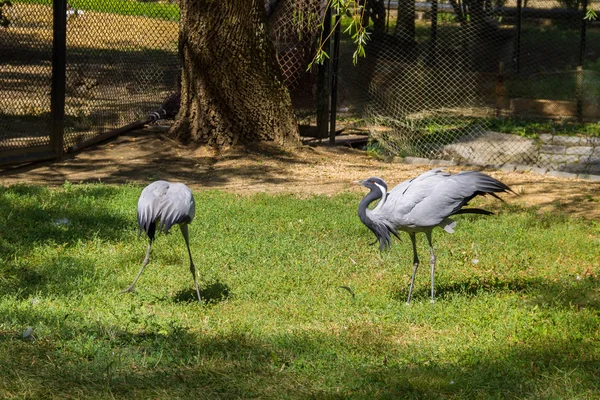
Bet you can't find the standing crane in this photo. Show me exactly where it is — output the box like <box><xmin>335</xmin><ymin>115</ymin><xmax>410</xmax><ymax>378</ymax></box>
<box><xmin>357</xmin><ymin>168</ymin><xmax>514</xmax><ymax>304</ymax></box>
<box><xmin>122</xmin><ymin>181</ymin><xmax>202</xmax><ymax>303</ymax></box>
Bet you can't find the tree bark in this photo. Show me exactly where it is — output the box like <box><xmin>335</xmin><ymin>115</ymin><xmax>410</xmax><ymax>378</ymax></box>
<box><xmin>171</xmin><ymin>0</ymin><xmax>300</xmax><ymax>147</ymax></box>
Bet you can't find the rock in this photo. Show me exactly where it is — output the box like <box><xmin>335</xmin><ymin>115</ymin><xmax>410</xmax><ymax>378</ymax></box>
<box><xmin>441</xmin><ymin>131</ymin><xmax>538</xmax><ymax>166</ymax></box>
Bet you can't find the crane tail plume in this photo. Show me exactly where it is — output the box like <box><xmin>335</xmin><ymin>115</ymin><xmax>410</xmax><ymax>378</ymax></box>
<box><xmin>452</xmin><ymin>208</ymin><xmax>494</xmax><ymax>216</ymax></box>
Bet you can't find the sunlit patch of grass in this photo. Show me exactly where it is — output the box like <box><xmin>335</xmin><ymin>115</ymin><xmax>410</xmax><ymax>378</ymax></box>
<box><xmin>0</xmin><ymin>183</ymin><xmax>599</xmax><ymax>398</ymax></box>
<box><xmin>15</xmin><ymin>0</ymin><xmax>180</xmax><ymax>21</ymax></box>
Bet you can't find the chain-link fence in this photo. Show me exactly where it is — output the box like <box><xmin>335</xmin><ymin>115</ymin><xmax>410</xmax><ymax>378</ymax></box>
<box><xmin>61</xmin><ymin>1</ymin><xmax>179</xmax><ymax>148</ymax></box>
<box><xmin>345</xmin><ymin>0</ymin><xmax>600</xmax><ymax>174</ymax></box>
<box><xmin>267</xmin><ymin>0</ymin><xmax>327</xmax><ymax>114</ymax></box>
<box><xmin>1</xmin><ymin>0</ymin><xmax>599</xmax><ymax>174</ymax></box>
<box><xmin>1</xmin><ymin>2</ymin><xmax>55</xmax><ymax>164</ymax></box>
<box><xmin>0</xmin><ymin>0</ymin><xmax>326</xmax><ymax>166</ymax></box>
<box><xmin>0</xmin><ymin>0</ymin><xmax>180</xmax><ymax>165</ymax></box>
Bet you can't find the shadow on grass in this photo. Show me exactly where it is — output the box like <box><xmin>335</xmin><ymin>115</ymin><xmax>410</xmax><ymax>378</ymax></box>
<box><xmin>173</xmin><ymin>280</ymin><xmax>231</xmax><ymax>304</ymax></box>
<box><xmin>0</xmin><ymin>184</ymin><xmax>131</xmax><ymax>248</ymax></box>
<box><xmin>0</xmin><ymin>184</ymin><xmax>135</xmax><ymax>296</ymax></box>
<box><xmin>394</xmin><ymin>275</ymin><xmax>600</xmax><ymax>309</ymax></box>
<box><xmin>0</xmin><ymin>304</ymin><xmax>598</xmax><ymax>398</ymax></box>
<box><xmin>0</xmin><ymin>255</ymin><xmax>104</xmax><ymax>299</ymax></box>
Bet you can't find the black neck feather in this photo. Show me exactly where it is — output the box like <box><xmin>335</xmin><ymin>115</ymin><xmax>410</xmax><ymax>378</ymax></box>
<box><xmin>358</xmin><ymin>189</ymin><xmax>395</xmax><ymax>251</ymax></box>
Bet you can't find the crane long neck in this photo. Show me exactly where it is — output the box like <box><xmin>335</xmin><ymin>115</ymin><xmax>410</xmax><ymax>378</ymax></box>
<box><xmin>358</xmin><ymin>187</ymin><xmax>396</xmax><ymax>251</ymax></box>
<box><xmin>358</xmin><ymin>188</ymin><xmax>383</xmax><ymax>229</ymax></box>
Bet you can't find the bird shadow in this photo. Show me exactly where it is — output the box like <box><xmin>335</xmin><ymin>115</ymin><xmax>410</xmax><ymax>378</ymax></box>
<box><xmin>173</xmin><ymin>280</ymin><xmax>231</xmax><ymax>305</ymax></box>
<box><xmin>392</xmin><ymin>275</ymin><xmax>600</xmax><ymax>309</ymax></box>
<box><xmin>391</xmin><ymin>276</ymin><xmax>538</xmax><ymax>303</ymax></box>
<box><xmin>434</xmin><ymin>276</ymin><xmax>536</xmax><ymax>300</ymax></box>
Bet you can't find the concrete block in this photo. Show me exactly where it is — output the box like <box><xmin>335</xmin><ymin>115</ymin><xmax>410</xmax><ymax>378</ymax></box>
<box><xmin>538</xmin><ymin>133</ymin><xmax>553</xmax><ymax>143</ymax></box>
<box><xmin>403</xmin><ymin>157</ymin><xmax>430</xmax><ymax>165</ymax></box>
<box><xmin>566</xmin><ymin>146</ymin><xmax>594</xmax><ymax>156</ymax></box>
<box><xmin>551</xmin><ymin>136</ymin><xmax>581</xmax><ymax>146</ymax></box>
<box><xmin>430</xmin><ymin>159</ymin><xmax>457</xmax><ymax>166</ymax></box>
<box><xmin>540</xmin><ymin>145</ymin><xmax>566</xmax><ymax>154</ymax></box>
<box><xmin>555</xmin><ymin>154</ymin><xmax>580</xmax><ymax>164</ymax></box>
<box><xmin>537</xmin><ymin>154</ymin><xmax>556</xmax><ymax>165</ymax></box>
<box><xmin>442</xmin><ymin>131</ymin><xmax>537</xmax><ymax>166</ymax></box>
<box><xmin>538</xmin><ymin>154</ymin><xmax>579</xmax><ymax>164</ymax></box>
<box><xmin>530</xmin><ymin>167</ymin><xmax>548</xmax><ymax>175</ymax></box>
<box><xmin>584</xmin><ymin>137</ymin><xmax>600</xmax><ymax>146</ymax></box>
<box><xmin>515</xmin><ymin>164</ymin><xmax>533</xmax><ymax>172</ymax></box>
<box><xmin>499</xmin><ymin>164</ymin><xmax>517</xmax><ymax>172</ymax></box>
<box><xmin>577</xmin><ymin>173</ymin><xmax>600</xmax><ymax>181</ymax></box>
<box><xmin>579</xmin><ymin>156</ymin><xmax>600</xmax><ymax>164</ymax></box>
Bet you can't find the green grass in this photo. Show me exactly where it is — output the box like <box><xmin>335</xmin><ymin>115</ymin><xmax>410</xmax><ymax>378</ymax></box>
<box><xmin>1</xmin><ymin>183</ymin><xmax>599</xmax><ymax>398</ymax></box>
<box><xmin>486</xmin><ymin>117</ymin><xmax>600</xmax><ymax>138</ymax></box>
<box><xmin>15</xmin><ymin>0</ymin><xmax>179</xmax><ymax>21</ymax></box>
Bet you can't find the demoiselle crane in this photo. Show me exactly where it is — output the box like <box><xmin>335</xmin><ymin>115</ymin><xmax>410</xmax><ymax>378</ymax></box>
<box><xmin>357</xmin><ymin>168</ymin><xmax>514</xmax><ymax>304</ymax></box>
<box><xmin>122</xmin><ymin>181</ymin><xmax>202</xmax><ymax>303</ymax></box>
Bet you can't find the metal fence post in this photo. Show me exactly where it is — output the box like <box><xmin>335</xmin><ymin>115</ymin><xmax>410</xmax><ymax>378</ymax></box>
<box><xmin>329</xmin><ymin>14</ymin><xmax>341</xmax><ymax>146</ymax></box>
<box><xmin>429</xmin><ymin>0</ymin><xmax>438</xmax><ymax>66</ymax></box>
<box><xmin>51</xmin><ymin>0</ymin><xmax>67</xmax><ymax>159</ymax></box>
<box><xmin>496</xmin><ymin>62</ymin><xmax>505</xmax><ymax>117</ymax></box>
<box><xmin>579</xmin><ymin>0</ymin><xmax>588</xmax><ymax>67</ymax></box>
<box><xmin>316</xmin><ymin>4</ymin><xmax>332</xmax><ymax>140</ymax></box>
<box><xmin>513</xmin><ymin>0</ymin><xmax>522</xmax><ymax>73</ymax></box>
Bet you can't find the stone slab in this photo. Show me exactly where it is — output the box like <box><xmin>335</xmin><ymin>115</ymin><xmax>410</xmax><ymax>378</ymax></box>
<box><xmin>566</xmin><ymin>146</ymin><xmax>594</xmax><ymax>156</ymax></box>
<box><xmin>551</xmin><ymin>136</ymin><xmax>581</xmax><ymax>146</ymax></box>
<box><xmin>540</xmin><ymin>145</ymin><xmax>566</xmax><ymax>154</ymax></box>
<box><xmin>442</xmin><ymin>131</ymin><xmax>538</xmax><ymax>166</ymax></box>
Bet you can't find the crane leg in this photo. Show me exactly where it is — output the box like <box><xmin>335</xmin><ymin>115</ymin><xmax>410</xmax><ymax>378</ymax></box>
<box><xmin>425</xmin><ymin>231</ymin><xmax>436</xmax><ymax>303</ymax></box>
<box><xmin>406</xmin><ymin>232</ymin><xmax>419</xmax><ymax>305</ymax></box>
<box><xmin>180</xmin><ymin>224</ymin><xmax>202</xmax><ymax>304</ymax></box>
<box><xmin>122</xmin><ymin>239</ymin><xmax>153</xmax><ymax>293</ymax></box>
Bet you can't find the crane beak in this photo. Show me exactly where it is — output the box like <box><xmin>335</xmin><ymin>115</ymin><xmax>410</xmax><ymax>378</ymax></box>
<box><xmin>354</xmin><ymin>179</ymin><xmax>365</xmax><ymax>186</ymax></box>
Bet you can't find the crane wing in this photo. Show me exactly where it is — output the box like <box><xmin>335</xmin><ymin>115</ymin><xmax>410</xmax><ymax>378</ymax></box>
<box><xmin>382</xmin><ymin>169</ymin><xmax>511</xmax><ymax>229</ymax></box>
<box><xmin>157</xmin><ymin>183</ymin><xmax>195</xmax><ymax>234</ymax></box>
<box><xmin>137</xmin><ymin>181</ymin><xmax>195</xmax><ymax>239</ymax></box>
<box><xmin>389</xmin><ymin>168</ymin><xmax>446</xmax><ymax>196</ymax></box>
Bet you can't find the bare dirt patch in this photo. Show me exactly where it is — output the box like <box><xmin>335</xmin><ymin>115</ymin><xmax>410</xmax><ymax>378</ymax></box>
<box><xmin>1</xmin><ymin>127</ymin><xmax>599</xmax><ymax>220</ymax></box>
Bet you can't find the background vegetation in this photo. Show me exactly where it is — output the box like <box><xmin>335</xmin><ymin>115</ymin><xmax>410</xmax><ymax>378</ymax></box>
<box><xmin>16</xmin><ymin>0</ymin><xmax>179</xmax><ymax>20</ymax></box>
<box><xmin>1</xmin><ymin>183</ymin><xmax>598</xmax><ymax>398</ymax></box>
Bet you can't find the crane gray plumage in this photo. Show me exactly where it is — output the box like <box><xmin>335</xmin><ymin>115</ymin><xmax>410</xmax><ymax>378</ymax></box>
<box><xmin>122</xmin><ymin>180</ymin><xmax>202</xmax><ymax>303</ymax></box>
<box><xmin>358</xmin><ymin>168</ymin><xmax>514</xmax><ymax>304</ymax></box>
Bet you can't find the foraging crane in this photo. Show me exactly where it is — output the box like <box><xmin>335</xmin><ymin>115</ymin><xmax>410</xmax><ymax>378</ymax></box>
<box><xmin>122</xmin><ymin>180</ymin><xmax>202</xmax><ymax>303</ymax></box>
<box><xmin>357</xmin><ymin>168</ymin><xmax>514</xmax><ymax>304</ymax></box>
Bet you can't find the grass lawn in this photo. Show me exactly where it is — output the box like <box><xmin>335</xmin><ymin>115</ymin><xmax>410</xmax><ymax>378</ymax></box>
<box><xmin>14</xmin><ymin>0</ymin><xmax>179</xmax><ymax>20</ymax></box>
<box><xmin>1</xmin><ymin>182</ymin><xmax>599</xmax><ymax>398</ymax></box>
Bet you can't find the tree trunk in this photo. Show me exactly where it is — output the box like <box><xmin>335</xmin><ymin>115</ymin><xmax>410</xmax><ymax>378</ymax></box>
<box><xmin>170</xmin><ymin>0</ymin><xmax>300</xmax><ymax>147</ymax></box>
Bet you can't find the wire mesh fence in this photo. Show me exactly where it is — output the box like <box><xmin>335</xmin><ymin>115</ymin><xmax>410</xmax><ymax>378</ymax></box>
<box><xmin>1</xmin><ymin>2</ymin><xmax>54</xmax><ymax>161</ymax></box>
<box><xmin>61</xmin><ymin>1</ymin><xmax>179</xmax><ymax>149</ymax></box>
<box><xmin>0</xmin><ymin>0</ymin><xmax>180</xmax><ymax>165</ymax></box>
<box><xmin>349</xmin><ymin>0</ymin><xmax>600</xmax><ymax>174</ymax></box>
<box><xmin>267</xmin><ymin>0</ymin><xmax>327</xmax><ymax>113</ymax></box>
<box><xmin>1</xmin><ymin>0</ymin><xmax>599</xmax><ymax>174</ymax></box>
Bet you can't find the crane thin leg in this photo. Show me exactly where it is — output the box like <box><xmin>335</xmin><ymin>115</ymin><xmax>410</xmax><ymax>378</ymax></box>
<box><xmin>426</xmin><ymin>231</ymin><xmax>436</xmax><ymax>303</ymax></box>
<box><xmin>122</xmin><ymin>239</ymin><xmax>154</xmax><ymax>293</ymax></box>
<box><xmin>180</xmin><ymin>224</ymin><xmax>202</xmax><ymax>304</ymax></box>
<box><xmin>406</xmin><ymin>232</ymin><xmax>419</xmax><ymax>305</ymax></box>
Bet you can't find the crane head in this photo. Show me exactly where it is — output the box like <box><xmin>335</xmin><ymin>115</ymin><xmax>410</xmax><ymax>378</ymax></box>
<box><xmin>357</xmin><ymin>177</ymin><xmax>387</xmax><ymax>195</ymax></box>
